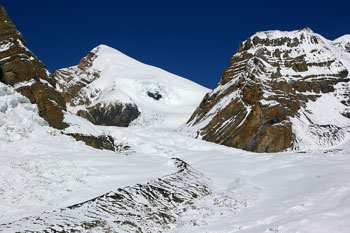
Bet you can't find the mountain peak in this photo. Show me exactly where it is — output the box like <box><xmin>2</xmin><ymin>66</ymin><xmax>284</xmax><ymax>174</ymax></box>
<box><xmin>333</xmin><ymin>35</ymin><xmax>350</xmax><ymax>53</ymax></box>
<box><xmin>0</xmin><ymin>6</ymin><xmax>68</xmax><ymax>129</ymax></box>
<box><xmin>186</xmin><ymin>28</ymin><xmax>350</xmax><ymax>152</ymax></box>
<box><xmin>299</xmin><ymin>27</ymin><xmax>313</xmax><ymax>33</ymax></box>
<box><xmin>252</xmin><ymin>27</ymin><xmax>315</xmax><ymax>40</ymax></box>
<box><xmin>0</xmin><ymin>6</ymin><xmax>26</xmax><ymax>50</ymax></box>
<box><xmin>55</xmin><ymin>42</ymin><xmax>209</xmax><ymax>128</ymax></box>
<box><xmin>234</xmin><ymin>28</ymin><xmax>325</xmax><ymax>57</ymax></box>
<box><xmin>91</xmin><ymin>44</ymin><xmax>124</xmax><ymax>56</ymax></box>
<box><xmin>334</xmin><ymin>34</ymin><xmax>350</xmax><ymax>42</ymax></box>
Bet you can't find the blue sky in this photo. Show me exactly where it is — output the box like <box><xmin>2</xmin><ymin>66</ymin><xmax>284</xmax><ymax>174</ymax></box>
<box><xmin>1</xmin><ymin>0</ymin><xmax>349</xmax><ymax>88</ymax></box>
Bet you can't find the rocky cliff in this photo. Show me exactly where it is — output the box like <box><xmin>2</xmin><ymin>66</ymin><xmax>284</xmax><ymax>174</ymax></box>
<box><xmin>0</xmin><ymin>6</ymin><xmax>67</xmax><ymax>129</ymax></box>
<box><xmin>186</xmin><ymin>28</ymin><xmax>350</xmax><ymax>152</ymax></box>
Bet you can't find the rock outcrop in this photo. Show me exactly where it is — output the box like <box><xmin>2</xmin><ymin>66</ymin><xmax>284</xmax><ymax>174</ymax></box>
<box><xmin>77</xmin><ymin>103</ymin><xmax>140</xmax><ymax>127</ymax></box>
<box><xmin>186</xmin><ymin>28</ymin><xmax>350</xmax><ymax>152</ymax></box>
<box><xmin>0</xmin><ymin>6</ymin><xmax>68</xmax><ymax>129</ymax></box>
<box><xmin>66</xmin><ymin>133</ymin><xmax>116</xmax><ymax>151</ymax></box>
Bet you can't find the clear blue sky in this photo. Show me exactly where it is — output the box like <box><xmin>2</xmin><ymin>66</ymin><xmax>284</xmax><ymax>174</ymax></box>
<box><xmin>1</xmin><ymin>0</ymin><xmax>349</xmax><ymax>88</ymax></box>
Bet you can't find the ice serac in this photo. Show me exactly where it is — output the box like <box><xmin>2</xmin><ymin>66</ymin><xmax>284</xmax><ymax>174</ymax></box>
<box><xmin>0</xmin><ymin>6</ymin><xmax>68</xmax><ymax>129</ymax></box>
<box><xmin>186</xmin><ymin>28</ymin><xmax>350</xmax><ymax>152</ymax></box>
<box><xmin>55</xmin><ymin>44</ymin><xmax>209</xmax><ymax>127</ymax></box>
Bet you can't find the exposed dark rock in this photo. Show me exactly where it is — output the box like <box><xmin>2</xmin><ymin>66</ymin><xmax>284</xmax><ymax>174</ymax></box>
<box><xmin>0</xmin><ymin>67</ymin><xmax>3</xmax><ymax>82</ymax></box>
<box><xmin>67</xmin><ymin>133</ymin><xmax>116</xmax><ymax>151</ymax></box>
<box><xmin>147</xmin><ymin>91</ymin><xmax>162</xmax><ymax>100</ymax></box>
<box><xmin>54</xmin><ymin>50</ymin><xmax>100</xmax><ymax>105</ymax></box>
<box><xmin>341</xmin><ymin>111</ymin><xmax>350</xmax><ymax>118</ymax></box>
<box><xmin>339</xmin><ymin>69</ymin><xmax>349</xmax><ymax>78</ymax></box>
<box><xmin>0</xmin><ymin>7</ymin><xmax>55</xmax><ymax>86</ymax></box>
<box><xmin>345</xmin><ymin>43</ymin><xmax>350</xmax><ymax>53</ymax></box>
<box><xmin>17</xmin><ymin>82</ymin><xmax>68</xmax><ymax>129</ymax></box>
<box><xmin>77</xmin><ymin>102</ymin><xmax>140</xmax><ymax>127</ymax></box>
<box><xmin>0</xmin><ymin>6</ymin><xmax>67</xmax><ymax>129</ymax></box>
<box><xmin>115</xmin><ymin>143</ymin><xmax>134</xmax><ymax>154</ymax></box>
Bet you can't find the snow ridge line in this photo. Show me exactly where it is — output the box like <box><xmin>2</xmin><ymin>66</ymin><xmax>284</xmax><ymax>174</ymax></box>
<box><xmin>0</xmin><ymin>158</ymin><xmax>212</xmax><ymax>233</ymax></box>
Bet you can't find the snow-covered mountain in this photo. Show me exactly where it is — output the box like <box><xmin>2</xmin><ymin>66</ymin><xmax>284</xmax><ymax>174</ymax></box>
<box><xmin>185</xmin><ymin>28</ymin><xmax>350</xmax><ymax>152</ymax></box>
<box><xmin>2</xmin><ymin>74</ymin><xmax>350</xmax><ymax>232</ymax></box>
<box><xmin>55</xmin><ymin>45</ymin><xmax>209</xmax><ymax>128</ymax></box>
<box><xmin>1</xmin><ymin>5</ymin><xmax>350</xmax><ymax>233</ymax></box>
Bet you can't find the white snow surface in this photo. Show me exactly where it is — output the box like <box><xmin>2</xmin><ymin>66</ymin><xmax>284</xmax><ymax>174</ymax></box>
<box><xmin>1</xmin><ymin>77</ymin><xmax>350</xmax><ymax>232</ymax></box>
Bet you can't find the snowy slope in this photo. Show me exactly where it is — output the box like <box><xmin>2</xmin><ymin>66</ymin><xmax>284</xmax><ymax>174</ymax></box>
<box><xmin>0</xmin><ymin>82</ymin><xmax>176</xmax><ymax>224</ymax></box>
<box><xmin>56</xmin><ymin>45</ymin><xmax>210</xmax><ymax>128</ymax></box>
<box><xmin>334</xmin><ymin>34</ymin><xmax>350</xmax><ymax>53</ymax></box>
<box><xmin>2</xmin><ymin>101</ymin><xmax>350</xmax><ymax>232</ymax></box>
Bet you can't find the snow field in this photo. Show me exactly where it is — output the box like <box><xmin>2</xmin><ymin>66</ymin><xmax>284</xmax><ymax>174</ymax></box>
<box><xmin>1</xmin><ymin>31</ymin><xmax>350</xmax><ymax>232</ymax></box>
<box><xmin>0</xmin><ymin>82</ymin><xmax>176</xmax><ymax>224</ymax></box>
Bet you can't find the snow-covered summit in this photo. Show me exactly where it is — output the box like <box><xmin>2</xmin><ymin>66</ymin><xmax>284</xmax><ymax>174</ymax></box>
<box><xmin>333</xmin><ymin>34</ymin><xmax>350</xmax><ymax>53</ymax></box>
<box><xmin>253</xmin><ymin>27</ymin><xmax>314</xmax><ymax>40</ymax></box>
<box><xmin>334</xmin><ymin>34</ymin><xmax>350</xmax><ymax>44</ymax></box>
<box><xmin>244</xmin><ymin>28</ymin><xmax>350</xmax><ymax>58</ymax></box>
<box><xmin>0</xmin><ymin>6</ymin><xmax>68</xmax><ymax>129</ymax></box>
<box><xmin>55</xmin><ymin>44</ymin><xmax>209</xmax><ymax>128</ymax></box>
<box><xmin>88</xmin><ymin>44</ymin><xmax>208</xmax><ymax>108</ymax></box>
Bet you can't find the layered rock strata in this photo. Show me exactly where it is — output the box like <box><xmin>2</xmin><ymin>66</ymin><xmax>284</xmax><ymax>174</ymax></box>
<box><xmin>186</xmin><ymin>28</ymin><xmax>350</xmax><ymax>152</ymax></box>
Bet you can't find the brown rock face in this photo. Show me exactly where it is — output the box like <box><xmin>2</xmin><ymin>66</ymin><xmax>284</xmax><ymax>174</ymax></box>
<box><xmin>67</xmin><ymin>133</ymin><xmax>116</xmax><ymax>151</ymax></box>
<box><xmin>54</xmin><ymin>50</ymin><xmax>100</xmax><ymax>105</ymax></box>
<box><xmin>66</xmin><ymin>133</ymin><xmax>133</xmax><ymax>153</ymax></box>
<box><xmin>186</xmin><ymin>28</ymin><xmax>350</xmax><ymax>152</ymax></box>
<box><xmin>0</xmin><ymin>6</ymin><xmax>67</xmax><ymax>129</ymax></box>
<box><xmin>17</xmin><ymin>82</ymin><xmax>68</xmax><ymax>129</ymax></box>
